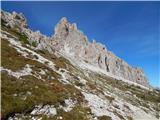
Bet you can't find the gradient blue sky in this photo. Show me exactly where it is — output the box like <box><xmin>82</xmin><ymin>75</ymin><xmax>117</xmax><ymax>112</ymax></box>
<box><xmin>1</xmin><ymin>1</ymin><xmax>160</xmax><ymax>88</ymax></box>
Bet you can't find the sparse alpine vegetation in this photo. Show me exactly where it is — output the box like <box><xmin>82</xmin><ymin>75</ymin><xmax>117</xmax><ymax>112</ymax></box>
<box><xmin>1</xmin><ymin>10</ymin><xmax>160</xmax><ymax>120</ymax></box>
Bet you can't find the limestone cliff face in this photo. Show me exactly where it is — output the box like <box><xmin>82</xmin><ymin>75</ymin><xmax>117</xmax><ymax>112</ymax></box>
<box><xmin>1</xmin><ymin>10</ymin><xmax>149</xmax><ymax>87</ymax></box>
<box><xmin>51</xmin><ymin>18</ymin><xmax>149</xmax><ymax>87</ymax></box>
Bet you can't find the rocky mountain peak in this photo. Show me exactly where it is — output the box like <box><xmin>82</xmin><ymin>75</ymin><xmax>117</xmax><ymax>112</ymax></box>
<box><xmin>54</xmin><ymin>17</ymin><xmax>68</xmax><ymax>35</ymax></box>
<box><xmin>54</xmin><ymin>17</ymin><xmax>77</xmax><ymax>36</ymax></box>
<box><xmin>60</xmin><ymin>17</ymin><xmax>68</xmax><ymax>23</ymax></box>
<box><xmin>50</xmin><ymin>17</ymin><xmax>149</xmax><ymax>87</ymax></box>
<box><xmin>51</xmin><ymin>17</ymin><xmax>88</xmax><ymax>53</ymax></box>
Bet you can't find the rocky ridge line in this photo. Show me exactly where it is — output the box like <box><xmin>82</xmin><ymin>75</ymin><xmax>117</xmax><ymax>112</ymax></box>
<box><xmin>51</xmin><ymin>17</ymin><xmax>149</xmax><ymax>87</ymax></box>
<box><xmin>1</xmin><ymin>10</ymin><xmax>149</xmax><ymax>87</ymax></box>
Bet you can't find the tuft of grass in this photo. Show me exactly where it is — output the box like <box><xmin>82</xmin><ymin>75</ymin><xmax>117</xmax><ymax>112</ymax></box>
<box><xmin>127</xmin><ymin>116</ymin><xmax>133</xmax><ymax>120</ymax></box>
<box><xmin>74</xmin><ymin>81</ymin><xmax>85</xmax><ymax>87</ymax></box>
<box><xmin>98</xmin><ymin>116</ymin><xmax>112</xmax><ymax>120</ymax></box>
<box><xmin>31</xmin><ymin>41</ymin><xmax>37</xmax><ymax>47</ymax></box>
<box><xmin>87</xmin><ymin>82</ymin><xmax>97</xmax><ymax>90</ymax></box>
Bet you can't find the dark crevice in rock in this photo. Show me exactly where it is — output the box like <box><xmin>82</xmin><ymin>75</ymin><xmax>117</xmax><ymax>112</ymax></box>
<box><xmin>98</xmin><ymin>55</ymin><xmax>102</xmax><ymax>68</ymax></box>
<box><xmin>105</xmin><ymin>57</ymin><xmax>109</xmax><ymax>72</ymax></box>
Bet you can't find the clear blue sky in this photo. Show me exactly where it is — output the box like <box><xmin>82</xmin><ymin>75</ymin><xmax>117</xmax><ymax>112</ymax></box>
<box><xmin>1</xmin><ymin>1</ymin><xmax>160</xmax><ymax>88</ymax></box>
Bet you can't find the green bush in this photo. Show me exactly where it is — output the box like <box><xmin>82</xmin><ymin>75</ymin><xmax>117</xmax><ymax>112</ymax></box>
<box><xmin>31</xmin><ymin>41</ymin><xmax>37</xmax><ymax>47</ymax></box>
<box><xmin>98</xmin><ymin>116</ymin><xmax>112</xmax><ymax>120</ymax></box>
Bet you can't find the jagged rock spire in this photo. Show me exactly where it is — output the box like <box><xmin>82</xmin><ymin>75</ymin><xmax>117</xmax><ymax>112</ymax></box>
<box><xmin>51</xmin><ymin>17</ymin><xmax>89</xmax><ymax>53</ymax></box>
<box><xmin>54</xmin><ymin>17</ymin><xmax>78</xmax><ymax>37</ymax></box>
<box><xmin>54</xmin><ymin>17</ymin><xmax>69</xmax><ymax>39</ymax></box>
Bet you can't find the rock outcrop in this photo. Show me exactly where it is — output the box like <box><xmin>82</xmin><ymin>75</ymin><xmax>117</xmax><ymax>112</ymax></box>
<box><xmin>51</xmin><ymin>17</ymin><xmax>149</xmax><ymax>87</ymax></box>
<box><xmin>1</xmin><ymin>10</ymin><xmax>149</xmax><ymax>87</ymax></box>
<box><xmin>1</xmin><ymin>10</ymin><xmax>54</xmax><ymax>53</ymax></box>
<box><xmin>1</xmin><ymin>10</ymin><xmax>28</xmax><ymax>29</ymax></box>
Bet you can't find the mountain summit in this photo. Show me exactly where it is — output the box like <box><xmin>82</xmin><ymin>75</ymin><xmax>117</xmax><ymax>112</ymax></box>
<box><xmin>1</xmin><ymin>10</ymin><xmax>159</xmax><ymax>120</ymax></box>
<box><xmin>51</xmin><ymin>16</ymin><xmax>149</xmax><ymax>88</ymax></box>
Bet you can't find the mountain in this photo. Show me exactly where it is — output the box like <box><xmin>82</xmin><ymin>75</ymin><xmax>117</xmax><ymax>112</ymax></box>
<box><xmin>1</xmin><ymin>10</ymin><xmax>160</xmax><ymax>120</ymax></box>
<box><xmin>51</xmin><ymin>17</ymin><xmax>149</xmax><ymax>88</ymax></box>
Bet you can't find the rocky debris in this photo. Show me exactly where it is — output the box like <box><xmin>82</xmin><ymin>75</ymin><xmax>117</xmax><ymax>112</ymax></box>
<box><xmin>8</xmin><ymin>115</ymin><xmax>42</xmax><ymax>120</ymax></box>
<box><xmin>39</xmin><ymin>69</ymin><xmax>46</xmax><ymax>75</ymax></box>
<box><xmin>0</xmin><ymin>64</ymin><xmax>32</xmax><ymax>79</ymax></box>
<box><xmin>59</xmin><ymin>98</ymin><xmax>77</xmax><ymax>112</ymax></box>
<box><xmin>82</xmin><ymin>91</ymin><xmax>158</xmax><ymax>120</ymax></box>
<box><xmin>1</xmin><ymin>10</ymin><xmax>149</xmax><ymax>87</ymax></box>
<box><xmin>31</xmin><ymin>105</ymin><xmax>57</xmax><ymax>117</ymax></box>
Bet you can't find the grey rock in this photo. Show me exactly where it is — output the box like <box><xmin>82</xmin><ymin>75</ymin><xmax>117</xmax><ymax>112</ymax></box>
<box><xmin>50</xmin><ymin>17</ymin><xmax>149</xmax><ymax>87</ymax></box>
<box><xmin>31</xmin><ymin>105</ymin><xmax>57</xmax><ymax>117</ymax></box>
<box><xmin>1</xmin><ymin>10</ymin><xmax>27</xmax><ymax>30</ymax></box>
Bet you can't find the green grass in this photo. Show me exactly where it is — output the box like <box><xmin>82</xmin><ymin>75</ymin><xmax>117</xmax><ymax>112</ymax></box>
<box><xmin>36</xmin><ymin>48</ymin><xmax>87</xmax><ymax>82</ymax></box>
<box><xmin>36</xmin><ymin>50</ymin><xmax>70</xmax><ymax>70</ymax></box>
<box><xmin>37</xmin><ymin>49</ymin><xmax>79</xmax><ymax>72</ymax></box>
<box><xmin>98</xmin><ymin>116</ymin><xmax>112</xmax><ymax>120</ymax></box>
<box><xmin>1</xmin><ymin>38</ymin><xmax>61</xmax><ymax>80</ymax></box>
<box><xmin>1</xmin><ymin>39</ymin><xmax>28</xmax><ymax>71</ymax></box>
<box><xmin>31</xmin><ymin>41</ymin><xmax>37</xmax><ymax>47</ymax></box>
<box><xmin>127</xmin><ymin>116</ymin><xmax>133</xmax><ymax>120</ymax></box>
<box><xmin>1</xmin><ymin>71</ymin><xmax>84</xmax><ymax>119</ymax></box>
<box><xmin>91</xmin><ymin>73</ymin><xmax>160</xmax><ymax>113</ymax></box>
<box><xmin>1</xmin><ymin>36</ymin><xmax>84</xmax><ymax>119</ymax></box>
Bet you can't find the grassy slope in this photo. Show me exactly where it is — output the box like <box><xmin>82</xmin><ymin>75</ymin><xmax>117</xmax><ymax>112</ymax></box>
<box><xmin>1</xmin><ymin>25</ymin><xmax>89</xmax><ymax>120</ymax></box>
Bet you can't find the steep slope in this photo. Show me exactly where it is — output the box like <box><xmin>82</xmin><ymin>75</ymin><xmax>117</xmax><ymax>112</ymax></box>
<box><xmin>1</xmin><ymin>10</ymin><xmax>160</xmax><ymax>120</ymax></box>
